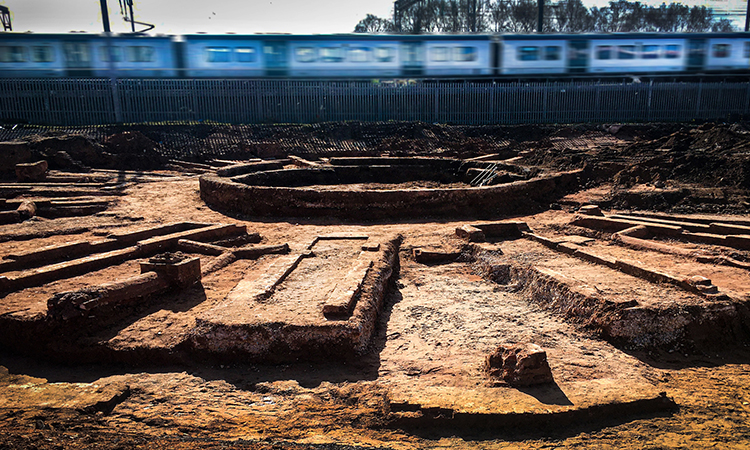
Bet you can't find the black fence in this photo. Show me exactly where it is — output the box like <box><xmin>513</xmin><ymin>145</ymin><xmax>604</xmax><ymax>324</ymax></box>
<box><xmin>1</xmin><ymin>78</ymin><xmax>749</xmax><ymax>126</ymax></box>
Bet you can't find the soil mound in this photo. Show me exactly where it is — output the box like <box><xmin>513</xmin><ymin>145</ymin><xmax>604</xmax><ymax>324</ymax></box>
<box><xmin>102</xmin><ymin>131</ymin><xmax>166</xmax><ymax>170</ymax></box>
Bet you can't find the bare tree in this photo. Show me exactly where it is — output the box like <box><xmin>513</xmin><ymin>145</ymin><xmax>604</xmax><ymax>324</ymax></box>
<box><xmin>508</xmin><ymin>0</ymin><xmax>538</xmax><ymax>32</ymax></box>
<box><xmin>354</xmin><ymin>0</ymin><xmax>737</xmax><ymax>34</ymax></box>
<box><xmin>354</xmin><ymin>14</ymin><xmax>395</xmax><ymax>33</ymax></box>
<box><xmin>712</xmin><ymin>18</ymin><xmax>735</xmax><ymax>32</ymax></box>
<box><xmin>552</xmin><ymin>0</ymin><xmax>593</xmax><ymax>32</ymax></box>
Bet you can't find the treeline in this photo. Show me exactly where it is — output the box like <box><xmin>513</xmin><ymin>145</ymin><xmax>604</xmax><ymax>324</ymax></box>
<box><xmin>354</xmin><ymin>0</ymin><xmax>736</xmax><ymax>34</ymax></box>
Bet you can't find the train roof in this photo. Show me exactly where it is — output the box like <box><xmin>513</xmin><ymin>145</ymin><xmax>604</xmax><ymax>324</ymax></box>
<box><xmin>1</xmin><ymin>31</ymin><xmax>748</xmax><ymax>42</ymax></box>
<box><xmin>0</xmin><ymin>32</ymin><xmax>171</xmax><ymax>40</ymax></box>
<box><xmin>181</xmin><ymin>33</ymin><xmax>493</xmax><ymax>41</ymax></box>
<box><xmin>500</xmin><ymin>31</ymin><xmax>750</xmax><ymax>40</ymax></box>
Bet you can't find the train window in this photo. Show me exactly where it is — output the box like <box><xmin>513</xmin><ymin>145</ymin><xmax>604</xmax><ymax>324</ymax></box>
<box><xmin>99</xmin><ymin>46</ymin><xmax>123</xmax><ymax>62</ymax></box>
<box><xmin>431</xmin><ymin>47</ymin><xmax>449</xmax><ymax>62</ymax></box>
<box><xmin>617</xmin><ymin>45</ymin><xmax>636</xmax><ymax>60</ymax></box>
<box><xmin>454</xmin><ymin>46</ymin><xmax>477</xmax><ymax>62</ymax></box>
<box><xmin>31</xmin><ymin>46</ymin><xmax>55</xmax><ymax>62</ymax></box>
<box><xmin>295</xmin><ymin>47</ymin><xmax>316</xmax><ymax>63</ymax></box>
<box><xmin>236</xmin><ymin>47</ymin><xmax>256</xmax><ymax>63</ymax></box>
<box><xmin>642</xmin><ymin>45</ymin><xmax>659</xmax><ymax>59</ymax></box>
<box><xmin>63</xmin><ymin>43</ymin><xmax>91</xmax><ymax>63</ymax></box>
<box><xmin>518</xmin><ymin>46</ymin><xmax>539</xmax><ymax>61</ymax></box>
<box><xmin>665</xmin><ymin>45</ymin><xmax>680</xmax><ymax>59</ymax></box>
<box><xmin>0</xmin><ymin>46</ymin><xmax>27</xmax><ymax>62</ymax></box>
<box><xmin>745</xmin><ymin>42</ymin><xmax>750</xmax><ymax>58</ymax></box>
<box><xmin>206</xmin><ymin>47</ymin><xmax>231</xmax><ymax>63</ymax></box>
<box><xmin>712</xmin><ymin>44</ymin><xmax>730</xmax><ymax>58</ymax></box>
<box><xmin>127</xmin><ymin>46</ymin><xmax>155</xmax><ymax>62</ymax></box>
<box><xmin>595</xmin><ymin>46</ymin><xmax>612</xmax><ymax>60</ymax></box>
<box><xmin>544</xmin><ymin>46</ymin><xmax>561</xmax><ymax>61</ymax></box>
<box><xmin>374</xmin><ymin>47</ymin><xmax>395</xmax><ymax>62</ymax></box>
<box><xmin>320</xmin><ymin>47</ymin><xmax>344</xmax><ymax>63</ymax></box>
<box><xmin>348</xmin><ymin>47</ymin><xmax>372</xmax><ymax>63</ymax></box>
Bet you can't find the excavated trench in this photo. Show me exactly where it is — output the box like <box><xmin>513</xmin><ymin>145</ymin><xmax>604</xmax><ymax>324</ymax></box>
<box><xmin>2</xmin><ymin>122</ymin><xmax>750</xmax><ymax>447</ymax></box>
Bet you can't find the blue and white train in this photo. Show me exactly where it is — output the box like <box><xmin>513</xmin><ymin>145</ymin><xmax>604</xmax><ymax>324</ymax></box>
<box><xmin>0</xmin><ymin>31</ymin><xmax>748</xmax><ymax>78</ymax></box>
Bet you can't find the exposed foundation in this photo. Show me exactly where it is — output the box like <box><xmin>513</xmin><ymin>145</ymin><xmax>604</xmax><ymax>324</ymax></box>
<box><xmin>200</xmin><ymin>157</ymin><xmax>583</xmax><ymax>219</ymax></box>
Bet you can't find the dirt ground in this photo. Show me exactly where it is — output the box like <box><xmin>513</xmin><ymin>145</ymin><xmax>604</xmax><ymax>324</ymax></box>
<box><xmin>1</xmin><ymin>122</ymin><xmax>750</xmax><ymax>449</ymax></box>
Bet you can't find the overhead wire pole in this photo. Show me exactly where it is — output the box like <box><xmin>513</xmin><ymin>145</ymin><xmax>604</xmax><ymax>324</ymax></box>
<box><xmin>100</xmin><ymin>0</ymin><xmax>111</xmax><ymax>32</ymax></box>
<box><xmin>127</xmin><ymin>0</ymin><xmax>135</xmax><ymax>32</ymax></box>
<box><xmin>745</xmin><ymin>0</ymin><xmax>749</xmax><ymax>31</ymax></box>
<box><xmin>537</xmin><ymin>0</ymin><xmax>544</xmax><ymax>33</ymax></box>
<box><xmin>0</xmin><ymin>5</ymin><xmax>12</xmax><ymax>31</ymax></box>
<box><xmin>100</xmin><ymin>1</ymin><xmax>123</xmax><ymax>123</ymax></box>
<box><xmin>119</xmin><ymin>0</ymin><xmax>154</xmax><ymax>33</ymax></box>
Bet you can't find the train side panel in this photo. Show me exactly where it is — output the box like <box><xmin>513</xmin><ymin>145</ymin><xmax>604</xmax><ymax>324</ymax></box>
<box><xmin>0</xmin><ymin>34</ymin><xmax>67</xmax><ymax>77</ymax></box>
<box><xmin>287</xmin><ymin>38</ymin><xmax>401</xmax><ymax>78</ymax></box>
<box><xmin>500</xmin><ymin>38</ymin><xmax>568</xmax><ymax>75</ymax></box>
<box><xmin>423</xmin><ymin>39</ymin><xmax>491</xmax><ymax>76</ymax></box>
<box><xmin>92</xmin><ymin>36</ymin><xmax>177</xmax><ymax>77</ymax></box>
<box><xmin>587</xmin><ymin>37</ymin><xmax>687</xmax><ymax>74</ymax></box>
<box><xmin>705</xmin><ymin>38</ymin><xmax>750</xmax><ymax>72</ymax></box>
<box><xmin>182</xmin><ymin>35</ymin><xmax>264</xmax><ymax>78</ymax></box>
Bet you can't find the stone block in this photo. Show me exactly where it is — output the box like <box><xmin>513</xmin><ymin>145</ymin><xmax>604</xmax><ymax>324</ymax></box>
<box><xmin>140</xmin><ymin>252</ymin><xmax>201</xmax><ymax>288</ymax></box>
<box><xmin>16</xmin><ymin>200</ymin><xmax>36</xmax><ymax>220</ymax></box>
<box><xmin>684</xmin><ymin>275</ymin><xmax>712</xmax><ymax>287</ymax></box>
<box><xmin>709</xmin><ymin>223</ymin><xmax>750</xmax><ymax>236</ymax></box>
<box><xmin>15</xmin><ymin>160</ymin><xmax>48</xmax><ymax>182</ymax></box>
<box><xmin>232</xmin><ymin>243</ymin><xmax>290</xmax><ymax>259</ymax></box>
<box><xmin>578</xmin><ymin>204</ymin><xmax>604</xmax><ymax>216</ymax></box>
<box><xmin>617</xmin><ymin>225</ymin><xmax>649</xmax><ymax>238</ymax></box>
<box><xmin>412</xmin><ymin>248</ymin><xmax>462</xmax><ymax>264</ymax></box>
<box><xmin>556</xmin><ymin>242</ymin><xmax>580</xmax><ymax>255</ymax></box>
<box><xmin>725</xmin><ymin>235</ymin><xmax>750</xmax><ymax>250</ymax></box>
<box><xmin>455</xmin><ymin>224</ymin><xmax>485</xmax><ymax>242</ymax></box>
<box><xmin>48</xmin><ymin>271</ymin><xmax>170</xmax><ymax>320</ymax></box>
<box><xmin>474</xmin><ymin>221</ymin><xmax>529</xmax><ymax>238</ymax></box>
<box><xmin>177</xmin><ymin>239</ymin><xmax>227</xmax><ymax>256</ymax></box>
<box><xmin>0</xmin><ymin>210</ymin><xmax>21</xmax><ymax>225</ymax></box>
<box><xmin>485</xmin><ymin>343</ymin><xmax>554</xmax><ymax>386</ymax></box>
<box><xmin>525</xmin><ymin>233</ymin><xmax>559</xmax><ymax>249</ymax></box>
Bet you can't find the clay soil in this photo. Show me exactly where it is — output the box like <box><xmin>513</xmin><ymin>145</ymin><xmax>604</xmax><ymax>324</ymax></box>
<box><xmin>1</xmin><ymin>122</ymin><xmax>750</xmax><ymax>449</ymax></box>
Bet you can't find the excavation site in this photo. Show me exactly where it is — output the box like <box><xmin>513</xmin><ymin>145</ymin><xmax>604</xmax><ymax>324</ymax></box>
<box><xmin>1</xmin><ymin>121</ymin><xmax>750</xmax><ymax>449</ymax></box>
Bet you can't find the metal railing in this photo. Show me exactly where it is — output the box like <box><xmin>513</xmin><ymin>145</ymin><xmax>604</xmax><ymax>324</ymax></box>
<box><xmin>1</xmin><ymin>78</ymin><xmax>749</xmax><ymax>126</ymax></box>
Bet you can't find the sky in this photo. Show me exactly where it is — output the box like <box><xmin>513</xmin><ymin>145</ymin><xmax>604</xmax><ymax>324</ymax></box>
<box><xmin>1</xmin><ymin>0</ymin><xmax>746</xmax><ymax>34</ymax></box>
<box><xmin>0</xmin><ymin>0</ymin><xmax>396</xmax><ymax>34</ymax></box>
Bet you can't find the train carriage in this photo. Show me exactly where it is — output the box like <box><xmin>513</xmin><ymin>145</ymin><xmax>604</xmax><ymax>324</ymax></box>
<box><xmin>182</xmin><ymin>34</ymin><xmax>265</xmax><ymax>77</ymax></box>
<box><xmin>705</xmin><ymin>36</ymin><xmax>750</xmax><ymax>72</ymax></box>
<box><xmin>1</xmin><ymin>31</ymin><xmax>749</xmax><ymax>80</ymax></box>
<box><xmin>499</xmin><ymin>35</ymin><xmax>568</xmax><ymax>75</ymax></box>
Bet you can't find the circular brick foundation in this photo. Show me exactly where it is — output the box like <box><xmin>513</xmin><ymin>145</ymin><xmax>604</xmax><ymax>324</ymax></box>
<box><xmin>200</xmin><ymin>157</ymin><xmax>583</xmax><ymax>220</ymax></box>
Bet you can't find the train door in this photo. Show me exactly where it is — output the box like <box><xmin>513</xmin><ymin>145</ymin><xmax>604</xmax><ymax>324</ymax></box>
<box><xmin>263</xmin><ymin>41</ymin><xmax>288</xmax><ymax>77</ymax></box>
<box><xmin>687</xmin><ymin>38</ymin><xmax>707</xmax><ymax>72</ymax></box>
<box><xmin>401</xmin><ymin>42</ymin><xmax>424</xmax><ymax>77</ymax></box>
<box><xmin>62</xmin><ymin>41</ymin><xmax>94</xmax><ymax>77</ymax></box>
<box><xmin>566</xmin><ymin>40</ymin><xmax>589</xmax><ymax>74</ymax></box>
<box><xmin>491</xmin><ymin>39</ymin><xmax>502</xmax><ymax>76</ymax></box>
